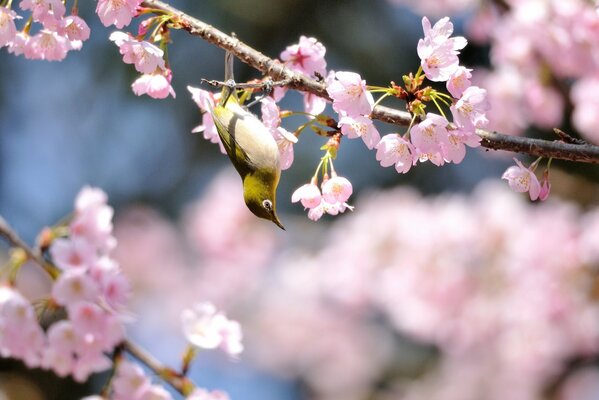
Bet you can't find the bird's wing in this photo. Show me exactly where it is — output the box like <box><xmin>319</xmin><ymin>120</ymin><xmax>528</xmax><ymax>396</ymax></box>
<box><xmin>211</xmin><ymin>105</ymin><xmax>254</xmax><ymax>176</ymax></box>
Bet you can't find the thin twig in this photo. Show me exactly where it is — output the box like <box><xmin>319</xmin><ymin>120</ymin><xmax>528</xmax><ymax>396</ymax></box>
<box><xmin>0</xmin><ymin>216</ymin><xmax>192</xmax><ymax>397</ymax></box>
<box><xmin>0</xmin><ymin>215</ymin><xmax>60</xmax><ymax>279</ymax></box>
<box><xmin>142</xmin><ymin>0</ymin><xmax>599</xmax><ymax>164</ymax></box>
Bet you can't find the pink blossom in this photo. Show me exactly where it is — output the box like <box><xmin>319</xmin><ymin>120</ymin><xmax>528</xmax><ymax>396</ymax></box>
<box><xmin>187</xmin><ymin>86</ymin><xmax>225</xmax><ymax>153</ymax></box>
<box><xmin>60</xmin><ymin>15</ymin><xmax>91</xmax><ymax>43</ymax></box>
<box><xmin>273</xmin><ymin>127</ymin><xmax>297</xmax><ymax>170</ymax></box>
<box><xmin>417</xmin><ymin>17</ymin><xmax>467</xmax><ymax>82</ymax></box>
<box><xmin>26</xmin><ymin>30</ymin><xmax>69</xmax><ymax>61</ymax></box>
<box><xmin>524</xmin><ymin>79</ymin><xmax>563</xmax><ymax>129</ymax></box>
<box><xmin>0</xmin><ymin>286</ymin><xmax>44</xmax><ymax>367</ymax></box>
<box><xmin>303</xmin><ymin>92</ymin><xmax>327</xmax><ymax>115</ymax></box>
<box><xmin>113</xmin><ymin>361</ymin><xmax>151</xmax><ymax>399</ymax></box>
<box><xmin>446</xmin><ymin>66</ymin><xmax>472</xmax><ymax>98</ymax></box>
<box><xmin>132</xmin><ymin>69</ymin><xmax>176</xmax><ymax>99</ymax></box>
<box><xmin>327</xmin><ymin>71</ymin><xmax>374</xmax><ymax>117</ymax></box>
<box><xmin>261</xmin><ymin>97</ymin><xmax>297</xmax><ymax>170</ymax></box>
<box><xmin>110</xmin><ymin>31</ymin><xmax>165</xmax><ymax>74</ymax></box>
<box><xmin>19</xmin><ymin>0</ymin><xmax>65</xmax><ymax>23</ymax></box>
<box><xmin>571</xmin><ymin>76</ymin><xmax>599</xmax><ymax>144</ymax></box>
<box><xmin>338</xmin><ymin>115</ymin><xmax>381</xmax><ymax>150</ymax></box>
<box><xmin>501</xmin><ymin>158</ymin><xmax>542</xmax><ymax>201</ymax></box>
<box><xmin>450</xmin><ymin>86</ymin><xmax>490</xmax><ymax>129</ymax></box>
<box><xmin>181</xmin><ymin>302</ymin><xmax>243</xmax><ymax>356</ymax></box>
<box><xmin>70</xmin><ymin>188</ymin><xmax>116</xmax><ymax>253</ymax></box>
<box><xmin>375</xmin><ymin>134</ymin><xmax>415</xmax><ymax>174</ymax></box>
<box><xmin>539</xmin><ymin>171</ymin><xmax>551</xmax><ymax>201</ymax></box>
<box><xmin>187</xmin><ymin>388</ymin><xmax>230</xmax><ymax>400</ymax></box>
<box><xmin>69</xmin><ymin>301</ymin><xmax>124</xmax><ymax>352</ymax></box>
<box><xmin>441</xmin><ymin>128</ymin><xmax>481</xmax><ymax>164</ymax></box>
<box><xmin>280</xmin><ymin>35</ymin><xmax>327</xmax><ymax>77</ymax></box>
<box><xmin>50</xmin><ymin>237</ymin><xmax>97</xmax><ymax>270</ymax></box>
<box><xmin>96</xmin><ymin>0</ymin><xmax>141</xmax><ymax>29</ymax></box>
<box><xmin>306</xmin><ymin>198</ymin><xmax>354</xmax><ymax>221</ymax></box>
<box><xmin>409</xmin><ymin>113</ymin><xmax>450</xmax><ymax>155</ymax></box>
<box><xmin>322</xmin><ymin>175</ymin><xmax>353</xmax><ymax>204</ymax></box>
<box><xmin>6</xmin><ymin>31</ymin><xmax>28</xmax><ymax>55</ymax></box>
<box><xmin>0</xmin><ymin>7</ymin><xmax>19</xmax><ymax>47</ymax></box>
<box><xmin>52</xmin><ymin>269</ymin><xmax>100</xmax><ymax>306</ymax></box>
<box><xmin>291</xmin><ymin>182</ymin><xmax>322</xmax><ymax>209</ymax></box>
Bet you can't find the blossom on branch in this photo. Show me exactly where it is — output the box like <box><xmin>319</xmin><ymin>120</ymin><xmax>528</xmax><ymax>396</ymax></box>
<box><xmin>327</xmin><ymin>71</ymin><xmax>374</xmax><ymax>118</ymax></box>
<box><xmin>181</xmin><ymin>302</ymin><xmax>243</xmax><ymax>356</ymax></box>
<box><xmin>375</xmin><ymin>134</ymin><xmax>415</xmax><ymax>174</ymax></box>
<box><xmin>96</xmin><ymin>0</ymin><xmax>142</xmax><ymax>29</ymax></box>
<box><xmin>110</xmin><ymin>31</ymin><xmax>166</xmax><ymax>74</ymax></box>
<box><xmin>0</xmin><ymin>7</ymin><xmax>19</xmax><ymax>47</ymax></box>
<box><xmin>501</xmin><ymin>158</ymin><xmax>543</xmax><ymax>201</ymax></box>
<box><xmin>417</xmin><ymin>16</ymin><xmax>467</xmax><ymax>82</ymax></box>
<box><xmin>131</xmin><ymin>68</ymin><xmax>176</xmax><ymax>99</ymax></box>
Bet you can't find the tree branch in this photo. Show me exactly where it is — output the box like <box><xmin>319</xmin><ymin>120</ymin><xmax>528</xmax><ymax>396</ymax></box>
<box><xmin>0</xmin><ymin>216</ymin><xmax>192</xmax><ymax>397</ymax></box>
<box><xmin>142</xmin><ymin>0</ymin><xmax>599</xmax><ymax>165</ymax></box>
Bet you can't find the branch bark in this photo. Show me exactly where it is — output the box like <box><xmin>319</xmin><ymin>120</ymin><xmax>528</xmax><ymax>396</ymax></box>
<box><xmin>142</xmin><ymin>0</ymin><xmax>599</xmax><ymax>165</ymax></box>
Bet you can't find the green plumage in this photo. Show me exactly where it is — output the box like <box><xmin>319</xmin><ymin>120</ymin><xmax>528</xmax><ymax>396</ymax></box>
<box><xmin>210</xmin><ymin>52</ymin><xmax>284</xmax><ymax>229</ymax></box>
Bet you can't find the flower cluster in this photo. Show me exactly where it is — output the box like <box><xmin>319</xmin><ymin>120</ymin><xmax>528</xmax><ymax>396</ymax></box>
<box><xmin>292</xmin><ymin>174</ymin><xmax>354</xmax><ymax>221</ymax></box>
<box><xmin>0</xmin><ymin>187</ymin><xmax>129</xmax><ymax>383</ymax></box>
<box><xmin>181</xmin><ymin>302</ymin><xmax>243</xmax><ymax>357</ymax></box>
<box><xmin>463</xmin><ymin>0</ymin><xmax>599</xmax><ymax>143</ymax></box>
<box><xmin>374</xmin><ymin>17</ymin><xmax>488</xmax><ymax>170</ymax></box>
<box><xmin>110</xmin><ymin>31</ymin><xmax>175</xmax><ymax>99</ymax></box>
<box><xmin>43</xmin><ymin>186</ymin><xmax>129</xmax><ymax>381</ymax></box>
<box><xmin>112</xmin><ymin>175</ymin><xmax>599</xmax><ymax>400</ymax></box>
<box><xmin>1</xmin><ymin>0</ymin><xmax>89</xmax><ymax>61</ymax></box>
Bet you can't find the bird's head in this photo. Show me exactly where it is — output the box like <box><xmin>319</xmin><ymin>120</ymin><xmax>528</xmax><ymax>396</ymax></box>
<box><xmin>242</xmin><ymin>172</ymin><xmax>285</xmax><ymax>230</ymax></box>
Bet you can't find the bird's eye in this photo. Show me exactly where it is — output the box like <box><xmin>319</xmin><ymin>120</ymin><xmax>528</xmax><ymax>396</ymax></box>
<box><xmin>262</xmin><ymin>199</ymin><xmax>272</xmax><ymax>211</ymax></box>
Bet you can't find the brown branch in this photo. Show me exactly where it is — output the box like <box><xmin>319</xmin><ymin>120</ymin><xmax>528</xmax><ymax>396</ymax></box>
<box><xmin>0</xmin><ymin>216</ymin><xmax>193</xmax><ymax>397</ymax></box>
<box><xmin>142</xmin><ymin>0</ymin><xmax>599</xmax><ymax>165</ymax></box>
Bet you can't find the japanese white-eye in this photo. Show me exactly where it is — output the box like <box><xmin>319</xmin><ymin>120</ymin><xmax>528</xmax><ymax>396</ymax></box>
<box><xmin>210</xmin><ymin>52</ymin><xmax>284</xmax><ymax>230</ymax></box>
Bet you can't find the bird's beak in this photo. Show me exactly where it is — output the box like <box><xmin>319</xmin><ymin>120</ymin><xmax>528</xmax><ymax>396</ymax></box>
<box><xmin>272</xmin><ymin>215</ymin><xmax>286</xmax><ymax>231</ymax></box>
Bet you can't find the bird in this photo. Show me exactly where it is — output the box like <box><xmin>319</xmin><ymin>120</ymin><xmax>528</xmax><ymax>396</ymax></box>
<box><xmin>210</xmin><ymin>51</ymin><xmax>285</xmax><ymax>230</ymax></box>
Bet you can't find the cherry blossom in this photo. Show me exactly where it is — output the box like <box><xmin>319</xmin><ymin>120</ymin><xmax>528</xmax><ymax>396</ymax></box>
<box><xmin>181</xmin><ymin>302</ymin><xmax>243</xmax><ymax>356</ymax></box>
<box><xmin>291</xmin><ymin>181</ymin><xmax>322</xmax><ymax>209</ymax></box>
<box><xmin>446</xmin><ymin>66</ymin><xmax>472</xmax><ymax>98</ymax></box>
<box><xmin>96</xmin><ymin>0</ymin><xmax>142</xmax><ymax>29</ymax></box>
<box><xmin>338</xmin><ymin>115</ymin><xmax>381</xmax><ymax>150</ymax></box>
<box><xmin>26</xmin><ymin>30</ymin><xmax>70</xmax><ymax>61</ymax></box>
<box><xmin>375</xmin><ymin>134</ymin><xmax>415</xmax><ymax>173</ymax></box>
<box><xmin>19</xmin><ymin>0</ymin><xmax>65</xmax><ymax>23</ymax></box>
<box><xmin>327</xmin><ymin>71</ymin><xmax>374</xmax><ymax>117</ymax></box>
<box><xmin>131</xmin><ymin>69</ymin><xmax>176</xmax><ymax>99</ymax></box>
<box><xmin>409</xmin><ymin>112</ymin><xmax>450</xmax><ymax>156</ymax></box>
<box><xmin>417</xmin><ymin>17</ymin><xmax>467</xmax><ymax>82</ymax></box>
<box><xmin>501</xmin><ymin>158</ymin><xmax>542</xmax><ymax>201</ymax></box>
<box><xmin>0</xmin><ymin>7</ymin><xmax>19</xmax><ymax>47</ymax></box>
<box><xmin>280</xmin><ymin>35</ymin><xmax>327</xmax><ymax>77</ymax></box>
<box><xmin>321</xmin><ymin>174</ymin><xmax>353</xmax><ymax>204</ymax></box>
<box><xmin>110</xmin><ymin>31</ymin><xmax>166</xmax><ymax>74</ymax></box>
<box><xmin>450</xmin><ymin>85</ymin><xmax>490</xmax><ymax>129</ymax></box>
<box><xmin>261</xmin><ymin>96</ymin><xmax>297</xmax><ymax>170</ymax></box>
<box><xmin>187</xmin><ymin>86</ymin><xmax>225</xmax><ymax>153</ymax></box>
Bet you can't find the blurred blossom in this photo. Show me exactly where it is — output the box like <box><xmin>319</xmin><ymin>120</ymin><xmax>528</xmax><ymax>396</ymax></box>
<box><xmin>114</xmin><ymin>172</ymin><xmax>599</xmax><ymax>400</ymax></box>
<box><xmin>181</xmin><ymin>302</ymin><xmax>243</xmax><ymax>356</ymax></box>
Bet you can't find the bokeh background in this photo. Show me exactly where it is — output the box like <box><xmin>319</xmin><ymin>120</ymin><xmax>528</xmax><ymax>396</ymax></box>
<box><xmin>1</xmin><ymin>0</ymin><xmax>599</xmax><ymax>399</ymax></box>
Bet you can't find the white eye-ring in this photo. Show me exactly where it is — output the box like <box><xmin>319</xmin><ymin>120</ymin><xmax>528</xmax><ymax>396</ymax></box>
<box><xmin>262</xmin><ymin>199</ymin><xmax>273</xmax><ymax>211</ymax></box>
